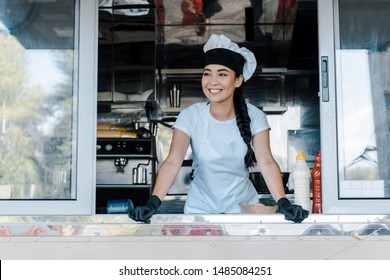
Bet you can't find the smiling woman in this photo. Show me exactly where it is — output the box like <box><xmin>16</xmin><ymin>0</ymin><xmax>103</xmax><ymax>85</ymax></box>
<box><xmin>129</xmin><ymin>34</ymin><xmax>308</xmax><ymax>223</ymax></box>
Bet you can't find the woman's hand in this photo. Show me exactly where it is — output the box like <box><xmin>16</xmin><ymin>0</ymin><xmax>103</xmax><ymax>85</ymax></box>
<box><xmin>277</xmin><ymin>197</ymin><xmax>309</xmax><ymax>223</ymax></box>
<box><xmin>129</xmin><ymin>195</ymin><xmax>162</xmax><ymax>223</ymax></box>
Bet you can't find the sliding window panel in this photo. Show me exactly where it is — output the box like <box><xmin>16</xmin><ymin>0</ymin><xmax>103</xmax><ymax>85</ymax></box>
<box><xmin>0</xmin><ymin>0</ymin><xmax>97</xmax><ymax>215</ymax></box>
<box><xmin>320</xmin><ymin>0</ymin><xmax>390</xmax><ymax>213</ymax></box>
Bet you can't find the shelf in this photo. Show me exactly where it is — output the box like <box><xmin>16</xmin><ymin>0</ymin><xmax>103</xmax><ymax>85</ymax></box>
<box><xmin>160</xmin><ymin>107</ymin><xmax>186</xmax><ymax>114</ymax></box>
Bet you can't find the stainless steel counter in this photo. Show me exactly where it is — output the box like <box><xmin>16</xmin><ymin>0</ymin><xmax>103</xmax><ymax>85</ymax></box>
<box><xmin>1</xmin><ymin>214</ymin><xmax>390</xmax><ymax>237</ymax></box>
<box><xmin>2</xmin><ymin>214</ymin><xmax>390</xmax><ymax>259</ymax></box>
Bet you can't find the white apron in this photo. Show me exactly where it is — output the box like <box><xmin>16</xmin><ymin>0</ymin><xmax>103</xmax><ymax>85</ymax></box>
<box><xmin>184</xmin><ymin>111</ymin><xmax>259</xmax><ymax>214</ymax></box>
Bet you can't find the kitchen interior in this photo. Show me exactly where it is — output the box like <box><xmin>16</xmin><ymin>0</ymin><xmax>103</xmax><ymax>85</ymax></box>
<box><xmin>95</xmin><ymin>0</ymin><xmax>320</xmax><ymax>214</ymax></box>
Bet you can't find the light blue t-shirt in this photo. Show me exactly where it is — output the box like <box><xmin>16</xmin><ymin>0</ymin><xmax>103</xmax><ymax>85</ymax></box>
<box><xmin>173</xmin><ymin>102</ymin><xmax>270</xmax><ymax>165</ymax></box>
<box><xmin>172</xmin><ymin>102</ymin><xmax>270</xmax><ymax>213</ymax></box>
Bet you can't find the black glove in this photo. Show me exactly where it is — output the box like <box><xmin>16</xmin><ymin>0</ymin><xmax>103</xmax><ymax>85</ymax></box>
<box><xmin>277</xmin><ymin>197</ymin><xmax>309</xmax><ymax>223</ymax></box>
<box><xmin>129</xmin><ymin>195</ymin><xmax>161</xmax><ymax>223</ymax></box>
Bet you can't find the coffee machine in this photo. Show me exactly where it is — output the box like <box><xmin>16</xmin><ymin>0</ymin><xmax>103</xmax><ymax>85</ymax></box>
<box><xmin>95</xmin><ymin>137</ymin><xmax>157</xmax><ymax>214</ymax></box>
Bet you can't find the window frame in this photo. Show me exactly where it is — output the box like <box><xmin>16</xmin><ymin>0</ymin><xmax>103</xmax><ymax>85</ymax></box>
<box><xmin>0</xmin><ymin>0</ymin><xmax>98</xmax><ymax>216</ymax></box>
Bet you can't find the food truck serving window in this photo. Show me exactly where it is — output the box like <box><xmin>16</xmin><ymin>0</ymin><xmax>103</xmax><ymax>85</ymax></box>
<box><xmin>0</xmin><ymin>0</ymin><xmax>97</xmax><ymax>215</ymax></box>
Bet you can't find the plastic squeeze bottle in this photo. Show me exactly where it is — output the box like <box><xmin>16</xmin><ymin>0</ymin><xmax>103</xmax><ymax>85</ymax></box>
<box><xmin>292</xmin><ymin>150</ymin><xmax>311</xmax><ymax>212</ymax></box>
<box><xmin>311</xmin><ymin>151</ymin><xmax>322</xmax><ymax>213</ymax></box>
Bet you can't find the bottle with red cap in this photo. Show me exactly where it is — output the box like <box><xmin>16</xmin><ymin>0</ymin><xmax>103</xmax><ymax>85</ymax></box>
<box><xmin>311</xmin><ymin>151</ymin><xmax>322</xmax><ymax>213</ymax></box>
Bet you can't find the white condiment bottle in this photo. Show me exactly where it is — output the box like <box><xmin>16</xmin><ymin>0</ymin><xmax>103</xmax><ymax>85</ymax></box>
<box><xmin>292</xmin><ymin>150</ymin><xmax>311</xmax><ymax>212</ymax></box>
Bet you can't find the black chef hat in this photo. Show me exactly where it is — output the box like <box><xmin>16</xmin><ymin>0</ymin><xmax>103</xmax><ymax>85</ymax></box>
<box><xmin>203</xmin><ymin>34</ymin><xmax>257</xmax><ymax>81</ymax></box>
<box><xmin>204</xmin><ymin>48</ymin><xmax>246</xmax><ymax>77</ymax></box>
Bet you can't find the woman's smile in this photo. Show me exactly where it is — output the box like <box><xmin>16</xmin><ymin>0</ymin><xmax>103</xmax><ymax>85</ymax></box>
<box><xmin>208</xmin><ymin>88</ymin><xmax>223</xmax><ymax>94</ymax></box>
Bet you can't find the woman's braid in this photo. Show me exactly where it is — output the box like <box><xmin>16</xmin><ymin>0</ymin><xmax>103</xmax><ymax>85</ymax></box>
<box><xmin>233</xmin><ymin>87</ymin><xmax>256</xmax><ymax>168</ymax></box>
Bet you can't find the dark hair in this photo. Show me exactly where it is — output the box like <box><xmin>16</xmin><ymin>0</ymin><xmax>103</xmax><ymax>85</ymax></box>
<box><xmin>233</xmin><ymin>85</ymin><xmax>256</xmax><ymax>168</ymax></box>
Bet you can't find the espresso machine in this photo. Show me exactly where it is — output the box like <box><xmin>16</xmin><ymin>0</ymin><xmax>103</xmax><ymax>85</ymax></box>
<box><xmin>95</xmin><ymin>136</ymin><xmax>157</xmax><ymax>214</ymax></box>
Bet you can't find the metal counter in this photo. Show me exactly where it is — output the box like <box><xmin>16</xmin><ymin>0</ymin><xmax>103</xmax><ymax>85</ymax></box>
<box><xmin>1</xmin><ymin>214</ymin><xmax>390</xmax><ymax>259</ymax></box>
<box><xmin>1</xmin><ymin>213</ymin><xmax>390</xmax><ymax>237</ymax></box>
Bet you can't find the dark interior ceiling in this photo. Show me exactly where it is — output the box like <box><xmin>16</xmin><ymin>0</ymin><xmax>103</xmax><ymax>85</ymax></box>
<box><xmin>287</xmin><ymin>0</ymin><xmax>318</xmax><ymax>69</ymax></box>
<box><xmin>0</xmin><ymin>0</ymin><xmax>319</xmax><ymax>71</ymax></box>
<box><xmin>158</xmin><ymin>0</ymin><xmax>318</xmax><ymax>71</ymax></box>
